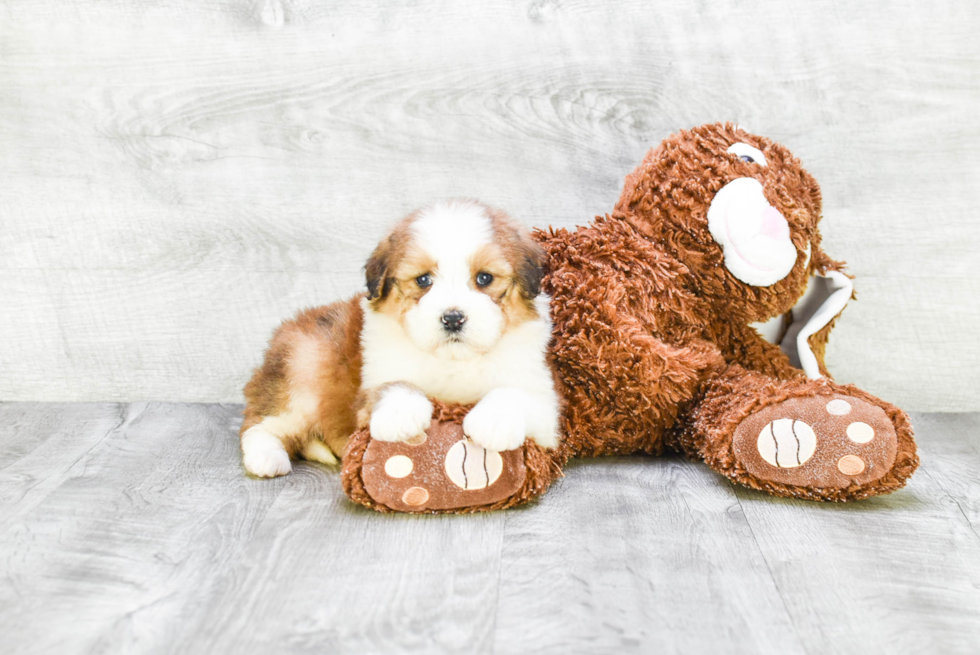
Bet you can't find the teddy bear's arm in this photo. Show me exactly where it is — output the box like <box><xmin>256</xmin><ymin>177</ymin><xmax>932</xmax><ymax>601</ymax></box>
<box><xmin>722</xmin><ymin>321</ymin><xmax>811</xmax><ymax>381</ymax></box>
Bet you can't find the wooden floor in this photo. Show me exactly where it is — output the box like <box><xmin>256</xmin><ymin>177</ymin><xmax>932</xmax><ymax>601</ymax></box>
<box><xmin>1</xmin><ymin>404</ymin><xmax>978</xmax><ymax>654</ymax></box>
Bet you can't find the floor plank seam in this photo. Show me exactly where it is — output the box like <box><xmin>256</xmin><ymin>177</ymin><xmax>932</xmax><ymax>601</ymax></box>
<box><xmin>0</xmin><ymin>403</ymin><xmax>121</xmax><ymax>476</ymax></box>
<box><xmin>916</xmin><ymin>464</ymin><xmax>980</xmax><ymax>546</ymax></box>
<box><xmin>5</xmin><ymin>403</ymin><xmax>128</xmax><ymax>499</ymax></box>
<box><xmin>486</xmin><ymin>510</ymin><xmax>510</xmax><ymax>655</ymax></box>
<box><xmin>79</xmin><ymin>403</ymin><xmax>131</xmax><ymax>463</ymax></box>
<box><xmin>733</xmin><ymin>486</ymin><xmax>811</xmax><ymax>655</ymax></box>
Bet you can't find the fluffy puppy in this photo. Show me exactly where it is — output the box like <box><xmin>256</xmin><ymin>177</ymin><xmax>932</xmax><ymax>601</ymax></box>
<box><xmin>240</xmin><ymin>199</ymin><xmax>560</xmax><ymax>477</ymax></box>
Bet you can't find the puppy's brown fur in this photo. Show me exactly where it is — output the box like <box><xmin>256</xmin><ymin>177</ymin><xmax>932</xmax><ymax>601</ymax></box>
<box><xmin>242</xmin><ymin>298</ymin><xmax>363</xmax><ymax>458</ymax></box>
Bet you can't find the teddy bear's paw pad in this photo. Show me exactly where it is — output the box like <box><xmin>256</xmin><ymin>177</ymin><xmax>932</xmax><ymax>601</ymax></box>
<box><xmin>360</xmin><ymin>419</ymin><xmax>526</xmax><ymax>512</ymax></box>
<box><xmin>732</xmin><ymin>395</ymin><xmax>898</xmax><ymax>489</ymax></box>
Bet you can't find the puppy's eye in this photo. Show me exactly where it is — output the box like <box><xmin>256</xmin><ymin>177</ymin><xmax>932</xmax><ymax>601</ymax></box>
<box><xmin>415</xmin><ymin>274</ymin><xmax>433</xmax><ymax>288</ymax></box>
<box><xmin>475</xmin><ymin>272</ymin><xmax>494</xmax><ymax>287</ymax></box>
<box><xmin>739</xmin><ymin>155</ymin><xmax>755</xmax><ymax>163</ymax></box>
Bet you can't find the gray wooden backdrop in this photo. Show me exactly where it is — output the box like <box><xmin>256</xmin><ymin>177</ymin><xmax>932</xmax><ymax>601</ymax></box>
<box><xmin>2</xmin><ymin>0</ymin><xmax>978</xmax><ymax>410</ymax></box>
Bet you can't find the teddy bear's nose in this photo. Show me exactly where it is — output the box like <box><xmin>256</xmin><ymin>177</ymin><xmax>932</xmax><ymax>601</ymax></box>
<box><xmin>760</xmin><ymin>206</ymin><xmax>789</xmax><ymax>240</ymax></box>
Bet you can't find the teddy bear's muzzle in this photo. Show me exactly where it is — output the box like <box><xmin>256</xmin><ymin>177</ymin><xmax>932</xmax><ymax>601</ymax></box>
<box><xmin>707</xmin><ymin>177</ymin><xmax>802</xmax><ymax>287</ymax></box>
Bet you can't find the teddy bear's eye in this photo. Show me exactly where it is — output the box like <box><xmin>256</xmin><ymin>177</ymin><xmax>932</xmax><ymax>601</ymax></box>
<box><xmin>727</xmin><ymin>142</ymin><xmax>768</xmax><ymax>167</ymax></box>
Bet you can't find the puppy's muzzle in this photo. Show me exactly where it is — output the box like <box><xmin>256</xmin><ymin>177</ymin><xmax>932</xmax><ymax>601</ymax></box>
<box><xmin>441</xmin><ymin>309</ymin><xmax>466</xmax><ymax>333</ymax></box>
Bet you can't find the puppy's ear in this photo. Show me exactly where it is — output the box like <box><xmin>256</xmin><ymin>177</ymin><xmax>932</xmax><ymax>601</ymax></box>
<box><xmin>513</xmin><ymin>230</ymin><xmax>545</xmax><ymax>300</ymax></box>
<box><xmin>364</xmin><ymin>237</ymin><xmax>393</xmax><ymax>301</ymax></box>
<box><xmin>486</xmin><ymin>206</ymin><xmax>546</xmax><ymax>301</ymax></box>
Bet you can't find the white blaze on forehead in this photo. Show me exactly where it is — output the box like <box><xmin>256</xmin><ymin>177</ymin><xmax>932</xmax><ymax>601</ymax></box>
<box><xmin>402</xmin><ymin>200</ymin><xmax>504</xmax><ymax>358</ymax></box>
<box><xmin>411</xmin><ymin>200</ymin><xmax>493</xmax><ymax>277</ymax></box>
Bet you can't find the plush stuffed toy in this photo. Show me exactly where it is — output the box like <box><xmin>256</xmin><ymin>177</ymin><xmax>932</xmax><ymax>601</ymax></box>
<box><xmin>342</xmin><ymin>123</ymin><xmax>919</xmax><ymax>513</ymax></box>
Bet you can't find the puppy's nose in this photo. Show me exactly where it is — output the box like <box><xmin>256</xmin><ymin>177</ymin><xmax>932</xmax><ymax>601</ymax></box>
<box><xmin>441</xmin><ymin>309</ymin><xmax>466</xmax><ymax>333</ymax></box>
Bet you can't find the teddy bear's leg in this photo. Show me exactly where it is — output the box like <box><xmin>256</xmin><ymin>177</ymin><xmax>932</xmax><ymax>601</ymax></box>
<box><xmin>551</xmin><ymin>318</ymin><xmax>726</xmax><ymax>457</ymax></box>
<box><xmin>675</xmin><ymin>366</ymin><xmax>918</xmax><ymax>501</ymax></box>
<box><xmin>341</xmin><ymin>402</ymin><xmax>565</xmax><ymax>513</ymax></box>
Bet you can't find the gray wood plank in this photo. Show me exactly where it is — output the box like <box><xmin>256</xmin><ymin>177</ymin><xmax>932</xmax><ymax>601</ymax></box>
<box><xmin>0</xmin><ymin>402</ymin><xmax>286</xmax><ymax>655</ymax></box>
<box><xmin>0</xmin><ymin>403</ymin><xmax>126</xmax><ymax>523</ymax></box>
<box><xmin>731</xmin><ymin>412</ymin><xmax>980</xmax><ymax>654</ymax></box>
<box><xmin>1</xmin><ymin>1</ymin><xmax>978</xmax><ymax>410</ymax></box>
<box><xmin>1</xmin><ymin>404</ymin><xmax>979</xmax><ymax>654</ymax></box>
<box><xmin>492</xmin><ymin>456</ymin><xmax>806</xmax><ymax>655</ymax></box>
<box><xmin>0</xmin><ymin>402</ymin><xmax>123</xmax><ymax>472</ymax></box>
<box><xmin>184</xmin><ymin>465</ymin><xmax>507</xmax><ymax>655</ymax></box>
<box><xmin>910</xmin><ymin>412</ymin><xmax>980</xmax><ymax>539</ymax></box>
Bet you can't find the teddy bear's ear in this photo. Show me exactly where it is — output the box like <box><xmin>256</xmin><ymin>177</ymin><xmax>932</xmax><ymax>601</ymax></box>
<box><xmin>808</xmin><ymin>238</ymin><xmax>848</xmax><ymax>277</ymax></box>
<box><xmin>614</xmin><ymin>142</ymin><xmax>668</xmax><ymax>217</ymax></box>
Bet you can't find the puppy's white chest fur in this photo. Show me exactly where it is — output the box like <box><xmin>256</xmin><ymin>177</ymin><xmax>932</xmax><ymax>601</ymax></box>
<box><xmin>359</xmin><ymin>296</ymin><xmax>555</xmax><ymax>405</ymax></box>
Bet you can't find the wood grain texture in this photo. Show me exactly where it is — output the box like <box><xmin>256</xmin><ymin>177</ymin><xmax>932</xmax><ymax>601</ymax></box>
<box><xmin>732</xmin><ymin>473</ymin><xmax>980</xmax><ymax>652</ymax></box>
<box><xmin>0</xmin><ymin>403</ymin><xmax>285</xmax><ymax>654</ymax></box>
<box><xmin>0</xmin><ymin>403</ymin><xmax>978</xmax><ymax>654</ymax></box>
<box><xmin>492</xmin><ymin>458</ymin><xmax>806</xmax><ymax>653</ymax></box>
<box><xmin>1</xmin><ymin>0</ymin><xmax>979</xmax><ymax>409</ymax></box>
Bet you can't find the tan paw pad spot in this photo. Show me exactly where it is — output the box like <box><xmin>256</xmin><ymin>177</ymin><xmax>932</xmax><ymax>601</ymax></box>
<box><xmin>445</xmin><ymin>439</ymin><xmax>504</xmax><ymax>490</ymax></box>
<box><xmin>837</xmin><ymin>455</ymin><xmax>866</xmax><ymax>475</ymax></box>
<box><xmin>404</xmin><ymin>432</ymin><xmax>427</xmax><ymax>446</ymax></box>
<box><xmin>826</xmin><ymin>399</ymin><xmax>852</xmax><ymax>415</ymax></box>
<box><xmin>757</xmin><ymin>419</ymin><xmax>817</xmax><ymax>468</ymax></box>
<box><xmin>384</xmin><ymin>455</ymin><xmax>414</xmax><ymax>478</ymax></box>
<box><xmin>846</xmin><ymin>422</ymin><xmax>875</xmax><ymax>444</ymax></box>
<box><xmin>401</xmin><ymin>486</ymin><xmax>429</xmax><ymax>506</ymax></box>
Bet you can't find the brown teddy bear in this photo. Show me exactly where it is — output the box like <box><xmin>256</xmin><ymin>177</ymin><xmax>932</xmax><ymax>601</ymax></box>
<box><xmin>342</xmin><ymin>123</ymin><xmax>919</xmax><ymax>512</ymax></box>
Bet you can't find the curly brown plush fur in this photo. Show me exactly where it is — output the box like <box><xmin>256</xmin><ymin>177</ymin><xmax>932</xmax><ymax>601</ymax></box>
<box><xmin>535</xmin><ymin>122</ymin><xmax>918</xmax><ymax>500</ymax></box>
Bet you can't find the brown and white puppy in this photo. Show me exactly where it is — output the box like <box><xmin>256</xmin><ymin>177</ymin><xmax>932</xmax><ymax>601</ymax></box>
<box><xmin>239</xmin><ymin>199</ymin><xmax>560</xmax><ymax>477</ymax></box>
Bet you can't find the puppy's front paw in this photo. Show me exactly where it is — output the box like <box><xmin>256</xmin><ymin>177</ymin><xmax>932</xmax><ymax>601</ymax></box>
<box><xmin>370</xmin><ymin>387</ymin><xmax>433</xmax><ymax>443</ymax></box>
<box><xmin>464</xmin><ymin>389</ymin><xmax>528</xmax><ymax>452</ymax></box>
<box><xmin>241</xmin><ymin>426</ymin><xmax>292</xmax><ymax>478</ymax></box>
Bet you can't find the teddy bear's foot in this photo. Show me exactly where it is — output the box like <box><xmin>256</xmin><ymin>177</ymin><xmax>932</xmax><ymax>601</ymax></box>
<box><xmin>341</xmin><ymin>402</ymin><xmax>564</xmax><ymax>513</ymax></box>
<box><xmin>732</xmin><ymin>394</ymin><xmax>900</xmax><ymax>491</ymax></box>
<box><xmin>680</xmin><ymin>367</ymin><xmax>918</xmax><ymax>501</ymax></box>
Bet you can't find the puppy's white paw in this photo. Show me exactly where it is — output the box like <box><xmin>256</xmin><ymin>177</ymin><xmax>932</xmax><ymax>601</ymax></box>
<box><xmin>464</xmin><ymin>389</ymin><xmax>528</xmax><ymax>452</ymax></box>
<box><xmin>242</xmin><ymin>426</ymin><xmax>292</xmax><ymax>477</ymax></box>
<box><xmin>370</xmin><ymin>387</ymin><xmax>433</xmax><ymax>442</ymax></box>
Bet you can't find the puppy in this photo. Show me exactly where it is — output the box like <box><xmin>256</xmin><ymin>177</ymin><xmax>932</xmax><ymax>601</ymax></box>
<box><xmin>239</xmin><ymin>199</ymin><xmax>560</xmax><ymax>477</ymax></box>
